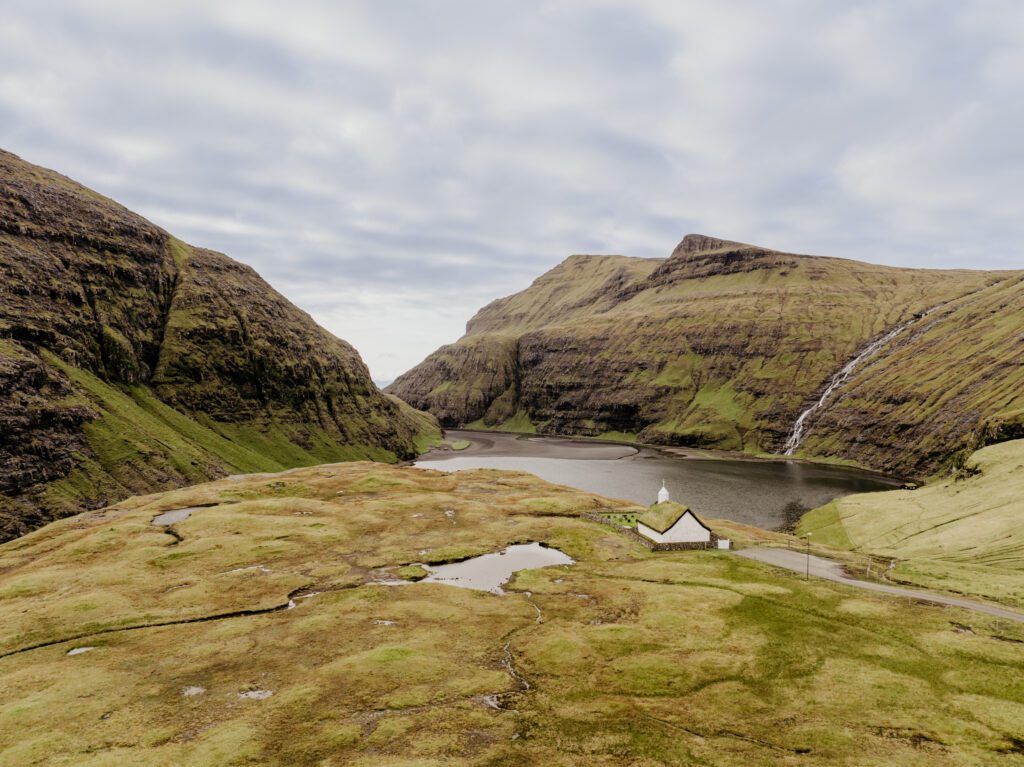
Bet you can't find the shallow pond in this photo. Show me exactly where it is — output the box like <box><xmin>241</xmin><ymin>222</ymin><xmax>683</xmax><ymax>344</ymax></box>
<box><xmin>417</xmin><ymin>431</ymin><xmax>903</xmax><ymax>531</ymax></box>
<box><xmin>422</xmin><ymin>542</ymin><xmax>574</xmax><ymax>595</ymax></box>
<box><xmin>151</xmin><ymin>507</ymin><xmax>200</xmax><ymax>526</ymax></box>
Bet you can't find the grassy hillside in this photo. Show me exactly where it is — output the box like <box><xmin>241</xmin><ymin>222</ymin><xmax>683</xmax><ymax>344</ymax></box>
<box><xmin>389</xmin><ymin>235</ymin><xmax>1024</xmax><ymax>476</ymax></box>
<box><xmin>1</xmin><ymin>465</ymin><xmax>1023</xmax><ymax>765</ymax></box>
<box><xmin>798</xmin><ymin>438</ymin><xmax>1024</xmax><ymax>609</ymax></box>
<box><xmin>802</xmin><ymin>274</ymin><xmax>1024</xmax><ymax>471</ymax></box>
<box><xmin>0</xmin><ymin>148</ymin><xmax>438</xmax><ymax>539</ymax></box>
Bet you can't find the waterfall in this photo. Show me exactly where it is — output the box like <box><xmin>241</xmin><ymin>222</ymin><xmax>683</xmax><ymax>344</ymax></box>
<box><xmin>782</xmin><ymin>308</ymin><xmax>939</xmax><ymax>456</ymax></box>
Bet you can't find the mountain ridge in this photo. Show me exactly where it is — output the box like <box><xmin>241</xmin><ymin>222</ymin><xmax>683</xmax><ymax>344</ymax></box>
<box><xmin>0</xmin><ymin>148</ymin><xmax>437</xmax><ymax>539</ymax></box>
<box><xmin>389</xmin><ymin>235</ymin><xmax>1024</xmax><ymax>476</ymax></box>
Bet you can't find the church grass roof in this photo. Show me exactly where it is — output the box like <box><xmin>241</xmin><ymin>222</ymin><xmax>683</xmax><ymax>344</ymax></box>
<box><xmin>637</xmin><ymin>500</ymin><xmax>691</xmax><ymax>534</ymax></box>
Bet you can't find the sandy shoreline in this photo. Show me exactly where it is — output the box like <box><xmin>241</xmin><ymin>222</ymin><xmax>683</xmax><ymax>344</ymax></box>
<box><xmin>421</xmin><ymin>429</ymin><xmax>907</xmax><ymax>484</ymax></box>
<box><xmin>419</xmin><ymin>430</ymin><xmax>639</xmax><ymax>461</ymax></box>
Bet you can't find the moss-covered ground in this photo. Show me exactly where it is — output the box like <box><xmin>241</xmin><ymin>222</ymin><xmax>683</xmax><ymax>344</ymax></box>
<box><xmin>2</xmin><ymin>465</ymin><xmax>1023</xmax><ymax>765</ymax></box>
<box><xmin>466</xmin><ymin>409</ymin><xmax>538</xmax><ymax>434</ymax></box>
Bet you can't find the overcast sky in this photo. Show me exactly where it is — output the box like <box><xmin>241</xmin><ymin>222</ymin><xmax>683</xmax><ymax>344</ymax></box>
<box><xmin>2</xmin><ymin>1</ymin><xmax>1022</xmax><ymax>380</ymax></box>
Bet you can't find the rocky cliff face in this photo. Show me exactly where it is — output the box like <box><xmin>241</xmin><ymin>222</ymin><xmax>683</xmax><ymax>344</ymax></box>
<box><xmin>0</xmin><ymin>149</ymin><xmax>436</xmax><ymax>539</ymax></box>
<box><xmin>389</xmin><ymin>235</ymin><xmax>1023</xmax><ymax>476</ymax></box>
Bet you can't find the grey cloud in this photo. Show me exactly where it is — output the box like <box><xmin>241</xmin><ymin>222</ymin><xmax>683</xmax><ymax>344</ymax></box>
<box><xmin>2</xmin><ymin>1</ymin><xmax>1022</xmax><ymax>377</ymax></box>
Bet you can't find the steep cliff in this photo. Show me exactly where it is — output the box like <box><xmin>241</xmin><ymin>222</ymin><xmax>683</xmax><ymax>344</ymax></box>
<box><xmin>389</xmin><ymin>235</ymin><xmax>1023</xmax><ymax>476</ymax></box>
<box><xmin>0</xmin><ymin>149</ymin><xmax>437</xmax><ymax>539</ymax></box>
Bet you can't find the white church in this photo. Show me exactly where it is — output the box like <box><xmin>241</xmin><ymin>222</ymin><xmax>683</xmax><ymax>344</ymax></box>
<box><xmin>636</xmin><ymin>482</ymin><xmax>729</xmax><ymax>549</ymax></box>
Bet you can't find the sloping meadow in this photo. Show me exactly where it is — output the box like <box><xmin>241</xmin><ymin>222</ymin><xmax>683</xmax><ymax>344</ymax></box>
<box><xmin>1</xmin><ymin>464</ymin><xmax>1023</xmax><ymax>765</ymax></box>
<box><xmin>801</xmin><ymin>438</ymin><xmax>1024</xmax><ymax>609</ymax></box>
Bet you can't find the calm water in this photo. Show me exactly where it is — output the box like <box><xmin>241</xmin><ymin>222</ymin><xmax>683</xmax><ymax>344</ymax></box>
<box><xmin>151</xmin><ymin>507</ymin><xmax>199</xmax><ymax>526</ymax></box>
<box><xmin>422</xmin><ymin>542</ymin><xmax>575</xmax><ymax>594</ymax></box>
<box><xmin>416</xmin><ymin>431</ymin><xmax>903</xmax><ymax>531</ymax></box>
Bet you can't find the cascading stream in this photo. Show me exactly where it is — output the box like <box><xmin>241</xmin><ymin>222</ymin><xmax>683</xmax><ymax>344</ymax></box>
<box><xmin>782</xmin><ymin>306</ymin><xmax>943</xmax><ymax>455</ymax></box>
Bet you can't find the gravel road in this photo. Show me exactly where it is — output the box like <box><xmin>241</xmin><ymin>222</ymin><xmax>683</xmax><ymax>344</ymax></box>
<box><xmin>736</xmin><ymin>547</ymin><xmax>1024</xmax><ymax>623</ymax></box>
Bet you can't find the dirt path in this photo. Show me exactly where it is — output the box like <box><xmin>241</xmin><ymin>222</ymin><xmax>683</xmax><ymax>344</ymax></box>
<box><xmin>736</xmin><ymin>547</ymin><xmax>1024</xmax><ymax>623</ymax></box>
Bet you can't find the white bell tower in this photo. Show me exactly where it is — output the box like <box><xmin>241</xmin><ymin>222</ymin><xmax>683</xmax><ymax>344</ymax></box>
<box><xmin>657</xmin><ymin>480</ymin><xmax>670</xmax><ymax>504</ymax></box>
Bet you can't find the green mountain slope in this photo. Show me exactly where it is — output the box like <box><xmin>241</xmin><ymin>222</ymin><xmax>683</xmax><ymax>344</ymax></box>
<box><xmin>799</xmin><ymin>273</ymin><xmax>1024</xmax><ymax>470</ymax></box>
<box><xmin>0</xmin><ymin>149</ymin><xmax>438</xmax><ymax>539</ymax></box>
<box><xmin>799</xmin><ymin>437</ymin><xmax>1024</xmax><ymax>608</ymax></box>
<box><xmin>388</xmin><ymin>235</ymin><xmax>1023</xmax><ymax>476</ymax></box>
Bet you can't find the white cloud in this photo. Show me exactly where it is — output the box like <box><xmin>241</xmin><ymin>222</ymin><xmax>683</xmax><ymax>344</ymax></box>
<box><xmin>1</xmin><ymin>0</ymin><xmax>1021</xmax><ymax>377</ymax></box>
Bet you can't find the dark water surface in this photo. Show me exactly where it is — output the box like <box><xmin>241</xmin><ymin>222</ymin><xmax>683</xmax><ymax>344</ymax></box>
<box><xmin>415</xmin><ymin>431</ymin><xmax>903</xmax><ymax>531</ymax></box>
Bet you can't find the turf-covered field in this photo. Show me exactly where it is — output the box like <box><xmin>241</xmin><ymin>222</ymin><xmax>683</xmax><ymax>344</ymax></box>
<box><xmin>2</xmin><ymin>463</ymin><xmax>1023</xmax><ymax>765</ymax></box>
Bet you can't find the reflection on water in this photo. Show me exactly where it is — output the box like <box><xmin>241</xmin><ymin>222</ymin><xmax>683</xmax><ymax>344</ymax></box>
<box><xmin>422</xmin><ymin>542</ymin><xmax>574</xmax><ymax>595</ymax></box>
<box><xmin>151</xmin><ymin>507</ymin><xmax>199</xmax><ymax>526</ymax></box>
<box><xmin>417</xmin><ymin>431</ymin><xmax>902</xmax><ymax>531</ymax></box>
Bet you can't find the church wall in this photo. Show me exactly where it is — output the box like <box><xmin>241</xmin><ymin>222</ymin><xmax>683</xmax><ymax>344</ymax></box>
<box><xmin>662</xmin><ymin>512</ymin><xmax>712</xmax><ymax>543</ymax></box>
<box><xmin>581</xmin><ymin>512</ymin><xmax>726</xmax><ymax>551</ymax></box>
<box><xmin>638</xmin><ymin>512</ymin><xmax>711</xmax><ymax>543</ymax></box>
<box><xmin>637</xmin><ymin>522</ymin><xmax>668</xmax><ymax>543</ymax></box>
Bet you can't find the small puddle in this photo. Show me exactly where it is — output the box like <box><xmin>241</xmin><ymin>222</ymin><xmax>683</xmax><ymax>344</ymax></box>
<box><xmin>151</xmin><ymin>507</ymin><xmax>200</xmax><ymax>526</ymax></box>
<box><xmin>239</xmin><ymin>689</ymin><xmax>273</xmax><ymax>700</ymax></box>
<box><xmin>219</xmin><ymin>564</ymin><xmax>272</xmax><ymax>575</ymax></box>
<box><xmin>422</xmin><ymin>542</ymin><xmax>574</xmax><ymax>595</ymax></box>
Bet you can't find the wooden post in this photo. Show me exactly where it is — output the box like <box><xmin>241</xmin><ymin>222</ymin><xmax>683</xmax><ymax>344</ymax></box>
<box><xmin>804</xmin><ymin>532</ymin><xmax>812</xmax><ymax>580</ymax></box>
